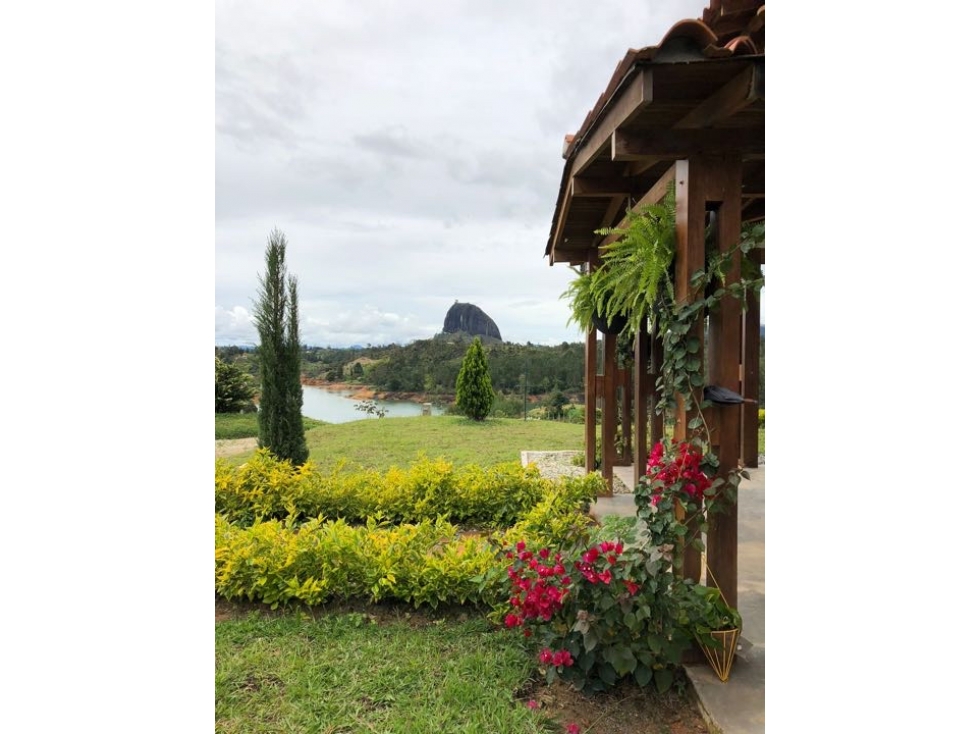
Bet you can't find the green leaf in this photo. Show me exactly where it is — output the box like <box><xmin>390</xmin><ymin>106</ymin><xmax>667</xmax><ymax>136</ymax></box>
<box><xmin>634</xmin><ymin>662</ymin><xmax>653</xmax><ymax>687</ymax></box>
<box><xmin>606</xmin><ymin>644</ymin><xmax>637</xmax><ymax>676</ymax></box>
<box><xmin>653</xmin><ymin>669</ymin><xmax>674</xmax><ymax>693</ymax></box>
<box><xmin>583</xmin><ymin>629</ymin><xmax>598</xmax><ymax>653</ymax></box>
<box><xmin>598</xmin><ymin>662</ymin><xmax>618</xmax><ymax>686</ymax></box>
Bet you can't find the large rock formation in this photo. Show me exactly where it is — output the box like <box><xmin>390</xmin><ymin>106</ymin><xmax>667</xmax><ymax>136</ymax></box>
<box><xmin>441</xmin><ymin>301</ymin><xmax>502</xmax><ymax>342</ymax></box>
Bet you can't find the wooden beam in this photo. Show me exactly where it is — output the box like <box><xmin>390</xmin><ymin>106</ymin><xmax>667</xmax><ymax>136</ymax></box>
<box><xmin>570</xmin><ymin>67</ymin><xmax>654</xmax><ymax>178</ymax></box>
<box><xmin>597</xmin><ymin>195</ymin><xmax>627</xmax><ymax>231</ymax></box>
<box><xmin>627</xmin><ymin>158</ymin><xmax>667</xmax><ymax>177</ymax></box>
<box><xmin>612</xmin><ymin>127</ymin><xmax>764</xmax><ymax>160</ymax></box>
<box><xmin>674</xmin><ymin>60</ymin><xmax>763</xmax><ymax>129</ymax></box>
<box><xmin>549</xmin><ymin>183</ymin><xmax>574</xmax><ymax>265</ymax></box>
<box><xmin>599</xmin><ymin>164</ymin><xmax>676</xmax><ymax>248</ymax></box>
<box><xmin>572</xmin><ymin>176</ymin><xmax>634</xmax><ymax>198</ymax></box>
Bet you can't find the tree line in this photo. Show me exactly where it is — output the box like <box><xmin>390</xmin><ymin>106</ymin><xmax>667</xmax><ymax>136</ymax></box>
<box><xmin>217</xmin><ymin>339</ymin><xmax>587</xmax><ymax>398</ymax></box>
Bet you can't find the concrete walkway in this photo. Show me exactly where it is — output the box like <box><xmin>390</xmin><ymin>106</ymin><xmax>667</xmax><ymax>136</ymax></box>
<box><xmin>590</xmin><ymin>465</ymin><xmax>765</xmax><ymax>734</ymax></box>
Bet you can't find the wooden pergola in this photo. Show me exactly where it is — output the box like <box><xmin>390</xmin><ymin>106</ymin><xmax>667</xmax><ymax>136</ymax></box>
<box><xmin>545</xmin><ymin>1</ymin><xmax>765</xmax><ymax>607</ymax></box>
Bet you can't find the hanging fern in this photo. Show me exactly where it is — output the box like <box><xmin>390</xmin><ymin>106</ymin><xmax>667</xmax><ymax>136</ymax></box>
<box><xmin>560</xmin><ymin>266</ymin><xmax>600</xmax><ymax>333</ymax></box>
<box><xmin>590</xmin><ymin>185</ymin><xmax>677</xmax><ymax>339</ymax></box>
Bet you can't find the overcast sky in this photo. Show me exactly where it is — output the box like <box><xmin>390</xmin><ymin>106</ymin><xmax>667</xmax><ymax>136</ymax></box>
<box><xmin>215</xmin><ymin>0</ymin><xmax>714</xmax><ymax>347</ymax></box>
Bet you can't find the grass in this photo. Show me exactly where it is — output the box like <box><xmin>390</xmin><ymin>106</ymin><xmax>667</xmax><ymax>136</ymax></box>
<box><xmin>216</xmin><ymin>607</ymin><xmax>546</xmax><ymax>734</ymax></box>
<box><xmin>218</xmin><ymin>415</ymin><xmax>585</xmax><ymax>470</ymax></box>
<box><xmin>217</xmin><ymin>414</ymin><xmax>766</xmax><ymax>469</ymax></box>
<box><xmin>216</xmin><ymin>413</ymin><xmax>327</xmax><ymax>440</ymax></box>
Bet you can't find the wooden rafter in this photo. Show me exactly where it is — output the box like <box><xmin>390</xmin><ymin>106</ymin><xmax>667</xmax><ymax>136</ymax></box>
<box><xmin>611</xmin><ymin>127</ymin><xmax>764</xmax><ymax>160</ymax></box>
<box><xmin>674</xmin><ymin>60</ymin><xmax>763</xmax><ymax>129</ymax></box>
<box><xmin>598</xmin><ymin>164</ymin><xmax>676</xmax><ymax>248</ymax></box>
<box><xmin>569</xmin><ymin>68</ymin><xmax>654</xmax><ymax>178</ymax></box>
<box><xmin>571</xmin><ymin>176</ymin><xmax>634</xmax><ymax>198</ymax></box>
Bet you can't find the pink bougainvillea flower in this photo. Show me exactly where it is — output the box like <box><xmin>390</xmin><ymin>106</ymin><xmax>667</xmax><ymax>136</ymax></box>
<box><xmin>566</xmin><ymin>724</ymin><xmax>581</xmax><ymax>734</ymax></box>
<box><xmin>526</xmin><ymin>699</ymin><xmax>540</xmax><ymax>710</ymax></box>
<box><xmin>539</xmin><ymin>648</ymin><xmax>553</xmax><ymax>664</ymax></box>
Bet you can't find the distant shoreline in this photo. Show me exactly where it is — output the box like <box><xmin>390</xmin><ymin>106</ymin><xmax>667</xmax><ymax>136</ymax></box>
<box><xmin>301</xmin><ymin>379</ymin><xmax>450</xmax><ymax>406</ymax></box>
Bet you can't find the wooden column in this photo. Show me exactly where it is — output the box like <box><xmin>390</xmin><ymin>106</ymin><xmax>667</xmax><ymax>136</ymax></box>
<box><xmin>585</xmin><ymin>325</ymin><xmax>597</xmax><ymax>473</ymax></box>
<box><xmin>651</xmin><ymin>332</ymin><xmax>665</xmax><ymax>444</ymax></box>
<box><xmin>633</xmin><ymin>322</ymin><xmax>650</xmax><ymax>487</ymax></box>
<box><xmin>601</xmin><ymin>331</ymin><xmax>617</xmax><ymax>495</ymax></box>
<box><xmin>674</xmin><ymin>159</ymin><xmax>707</xmax><ymax>585</ymax></box>
<box><xmin>621</xmin><ymin>361</ymin><xmax>632</xmax><ymax>462</ymax></box>
<box><xmin>702</xmin><ymin>153</ymin><xmax>743</xmax><ymax>610</ymax></box>
<box><xmin>741</xmin><ymin>249</ymin><xmax>761</xmax><ymax>467</ymax></box>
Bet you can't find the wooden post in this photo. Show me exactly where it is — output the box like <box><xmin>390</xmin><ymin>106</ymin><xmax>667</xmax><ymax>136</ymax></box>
<box><xmin>621</xmin><ymin>360</ymin><xmax>632</xmax><ymax>462</ymax></box>
<box><xmin>585</xmin><ymin>326</ymin><xmax>597</xmax><ymax>474</ymax></box>
<box><xmin>633</xmin><ymin>321</ymin><xmax>650</xmax><ymax>487</ymax></box>
<box><xmin>651</xmin><ymin>331</ymin><xmax>665</xmax><ymax>444</ymax></box>
<box><xmin>674</xmin><ymin>159</ymin><xmax>707</xmax><ymax>585</ymax></box>
<box><xmin>741</xmin><ymin>250</ymin><xmax>761</xmax><ymax>467</ymax></box>
<box><xmin>601</xmin><ymin>331</ymin><xmax>617</xmax><ymax>495</ymax></box>
<box><xmin>584</xmin><ymin>256</ymin><xmax>600</xmax><ymax>475</ymax></box>
<box><xmin>702</xmin><ymin>153</ymin><xmax>743</xmax><ymax>610</ymax></box>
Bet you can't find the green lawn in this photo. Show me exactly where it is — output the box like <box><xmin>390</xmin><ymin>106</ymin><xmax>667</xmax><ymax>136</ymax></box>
<box><xmin>217</xmin><ymin>414</ymin><xmax>765</xmax><ymax>470</ymax></box>
<box><xmin>216</xmin><ymin>608</ymin><xmax>545</xmax><ymax>734</ymax></box>
<box><xmin>218</xmin><ymin>415</ymin><xmax>585</xmax><ymax>471</ymax></box>
<box><xmin>216</xmin><ymin>413</ymin><xmax>327</xmax><ymax>440</ymax></box>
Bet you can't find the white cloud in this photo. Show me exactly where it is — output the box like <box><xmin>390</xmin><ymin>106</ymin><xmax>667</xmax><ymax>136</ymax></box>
<box><xmin>216</xmin><ymin>0</ymin><xmax>711</xmax><ymax>346</ymax></box>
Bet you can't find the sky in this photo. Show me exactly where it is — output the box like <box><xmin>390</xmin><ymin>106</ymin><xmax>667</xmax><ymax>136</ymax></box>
<box><xmin>215</xmin><ymin>0</ymin><xmax>721</xmax><ymax>348</ymax></box>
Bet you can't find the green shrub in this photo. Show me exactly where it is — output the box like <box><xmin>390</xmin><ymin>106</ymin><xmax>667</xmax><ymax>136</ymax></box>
<box><xmin>214</xmin><ymin>514</ymin><xmax>499</xmax><ymax>609</ymax></box>
<box><xmin>758</xmin><ymin>408</ymin><xmax>765</xmax><ymax>428</ymax></box>
<box><xmin>215</xmin><ymin>452</ymin><xmax>604</xmax><ymax>610</ymax></box>
<box><xmin>217</xmin><ymin>449</ymin><xmax>573</xmax><ymax>529</ymax></box>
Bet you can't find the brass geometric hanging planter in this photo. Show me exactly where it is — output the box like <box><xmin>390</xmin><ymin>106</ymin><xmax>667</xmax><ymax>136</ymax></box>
<box><xmin>698</xmin><ymin>627</ymin><xmax>741</xmax><ymax>682</ymax></box>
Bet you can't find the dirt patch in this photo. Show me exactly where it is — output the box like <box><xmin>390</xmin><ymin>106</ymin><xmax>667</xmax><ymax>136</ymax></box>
<box><xmin>523</xmin><ymin>678</ymin><xmax>710</xmax><ymax>734</ymax></box>
<box><xmin>215</xmin><ymin>438</ymin><xmax>258</xmax><ymax>458</ymax></box>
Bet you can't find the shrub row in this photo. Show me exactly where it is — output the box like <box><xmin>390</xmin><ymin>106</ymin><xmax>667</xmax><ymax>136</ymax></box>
<box><xmin>214</xmin><ymin>455</ymin><xmax>605</xmax><ymax>609</ymax></box>
<box><xmin>215</xmin><ymin>515</ymin><xmax>499</xmax><ymax>608</ymax></box>
<box><xmin>216</xmin><ymin>449</ymin><xmax>599</xmax><ymax>529</ymax></box>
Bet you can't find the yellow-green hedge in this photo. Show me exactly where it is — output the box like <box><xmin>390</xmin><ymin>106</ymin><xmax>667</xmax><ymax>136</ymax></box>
<box><xmin>214</xmin><ymin>452</ymin><xmax>605</xmax><ymax>609</ymax></box>
<box><xmin>215</xmin><ymin>450</ymin><xmax>597</xmax><ymax>528</ymax></box>
<box><xmin>215</xmin><ymin>514</ymin><xmax>500</xmax><ymax>608</ymax></box>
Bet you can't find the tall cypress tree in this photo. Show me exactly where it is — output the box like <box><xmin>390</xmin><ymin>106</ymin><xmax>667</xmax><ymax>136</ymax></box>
<box><xmin>455</xmin><ymin>337</ymin><xmax>494</xmax><ymax>421</ymax></box>
<box><xmin>254</xmin><ymin>228</ymin><xmax>309</xmax><ymax>465</ymax></box>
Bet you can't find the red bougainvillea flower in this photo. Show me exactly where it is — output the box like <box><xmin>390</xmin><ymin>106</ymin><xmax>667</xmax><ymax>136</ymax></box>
<box><xmin>552</xmin><ymin>649</ymin><xmax>574</xmax><ymax>667</ymax></box>
<box><xmin>566</xmin><ymin>724</ymin><xmax>581</xmax><ymax>734</ymax></box>
<box><xmin>539</xmin><ymin>649</ymin><xmax>553</xmax><ymax>664</ymax></box>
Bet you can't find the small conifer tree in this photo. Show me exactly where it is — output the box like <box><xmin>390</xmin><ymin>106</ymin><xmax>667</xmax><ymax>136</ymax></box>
<box><xmin>455</xmin><ymin>337</ymin><xmax>494</xmax><ymax>421</ymax></box>
<box><xmin>254</xmin><ymin>228</ymin><xmax>309</xmax><ymax>465</ymax></box>
<box><xmin>215</xmin><ymin>356</ymin><xmax>256</xmax><ymax>413</ymax></box>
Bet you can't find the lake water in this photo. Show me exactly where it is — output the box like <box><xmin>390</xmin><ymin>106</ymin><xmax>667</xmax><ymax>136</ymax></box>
<box><xmin>301</xmin><ymin>385</ymin><xmax>445</xmax><ymax>423</ymax></box>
